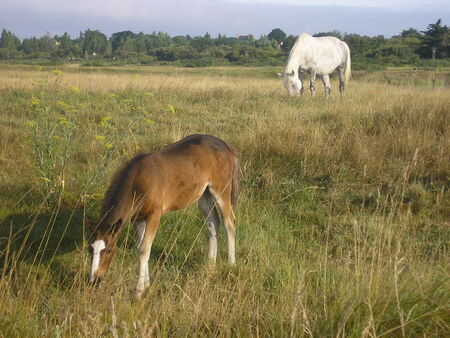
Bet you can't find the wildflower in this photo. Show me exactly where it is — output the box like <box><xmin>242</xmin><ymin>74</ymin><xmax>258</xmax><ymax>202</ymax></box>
<box><xmin>131</xmin><ymin>75</ymin><xmax>140</xmax><ymax>79</ymax></box>
<box><xmin>99</xmin><ymin>116</ymin><xmax>112</xmax><ymax>127</ymax></box>
<box><xmin>56</xmin><ymin>100</ymin><xmax>69</xmax><ymax>110</ymax></box>
<box><xmin>105</xmin><ymin>143</ymin><xmax>113</xmax><ymax>149</ymax></box>
<box><xmin>25</xmin><ymin>120</ymin><xmax>36</xmax><ymax>127</ymax></box>
<box><xmin>145</xmin><ymin>119</ymin><xmax>155</xmax><ymax>126</ymax></box>
<box><xmin>58</xmin><ymin>117</ymin><xmax>69</xmax><ymax>125</ymax></box>
<box><xmin>95</xmin><ymin>135</ymin><xmax>105</xmax><ymax>141</ymax></box>
<box><xmin>167</xmin><ymin>104</ymin><xmax>175</xmax><ymax>114</ymax></box>
<box><xmin>29</xmin><ymin>98</ymin><xmax>40</xmax><ymax>106</ymax></box>
<box><xmin>70</xmin><ymin>86</ymin><xmax>80</xmax><ymax>93</ymax></box>
<box><xmin>52</xmin><ymin>70</ymin><xmax>63</xmax><ymax>76</ymax></box>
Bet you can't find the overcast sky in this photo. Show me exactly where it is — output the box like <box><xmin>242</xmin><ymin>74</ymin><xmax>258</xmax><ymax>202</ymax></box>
<box><xmin>2</xmin><ymin>0</ymin><xmax>449</xmax><ymax>39</ymax></box>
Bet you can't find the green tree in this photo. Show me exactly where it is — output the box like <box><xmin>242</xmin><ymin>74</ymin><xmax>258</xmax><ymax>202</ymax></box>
<box><xmin>367</xmin><ymin>37</ymin><xmax>420</xmax><ymax>64</ymax></box>
<box><xmin>344</xmin><ymin>34</ymin><xmax>373</xmax><ymax>57</ymax></box>
<box><xmin>191</xmin><ymin>33</ymin><xmax>214</xmax><ymax>51</ymax></box>
<box><xmin>281</xmin><ymin>35</ymin><xmax>297</xmax><ymax>53</ymax></box>
<box><xmin>79</xmin><ymin>29</ymin><xmax>110</xmax><ymax>56</ymax></box>
<box><xmin>20</xmin><ymin>33</ymin><xmax>57</xmax><ymax>58</ymax></box>
<box><xmin>110</xmin><ymin>31</ymin><xmax>135</xmax><ymax>52</ymax></box>
<box><xmin>41</xmin><ymin>34</ymin><xmax>55</xmax><ymax>51</ymax></box>
<box><xmin>143</xmin><ymin>31</ymin><xmax>172</xmax><ymax>51</ymax></box>
<box><xmin>314</xmin><ymin>30</ymin><xmax>344</xmax><ymax>40</ymax></box>
<box><xmin>400</xmin><ymin>28</ymin><xmax>422</xmax><ymax>39</ymax></box>
<box><xmin>172</xmin><ymin>35</ymin><xmax>190</xmax><ymax>46</ymax></box>
<box><xmin>268</xmin><ymin>28</ymin><xmax>286</xmax><ymax>44</ymax></box>
<box><xmin>0</xmin><ymin>29</ymin><xmax>20</xmax><ymax>59</ymax></box>
<box><xmin>55</xmin><ymin>32</ymin><xmax>73</xmax><ymax>57</ymax></box>
<box><xmin>133</xmin><ymin>33</ymin><xmax>147</xmax><ymax>54</ymax></box>
<box><xmin>421</xmin><ymin>19</ymin><xmax>448</xmax><ymax>59</ymax></box>
<box><xmin>21</xmin><ymin>37</ymin><xmax>40</xmax><ymax>55</ymax></box>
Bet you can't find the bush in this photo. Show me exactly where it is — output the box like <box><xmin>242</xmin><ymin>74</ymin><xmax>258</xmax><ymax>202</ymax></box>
<box><xmin>194</xmin><ymin>57</ymin><xmax>215</xmax><ymax>67</ymax></box>
<box><xmin>81</xmin><ymin>60</ymin><xmax>105</xmax><ymax>67</ymax></box>
<box><xmin>0</xmin><ymin>48</ymin><xmax>24</xmax><ymax>60</ymax></box>
<box><xmin>352</xmin><ymin>57</ymin><xmax>387</xmax><ymax>71</ymax></box>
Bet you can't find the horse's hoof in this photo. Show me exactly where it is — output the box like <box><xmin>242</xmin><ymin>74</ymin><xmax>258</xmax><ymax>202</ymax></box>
<box><xmin>135</xmin><ymin>289</ymin><xmax>144</xmax><ymax>299</ymax></box>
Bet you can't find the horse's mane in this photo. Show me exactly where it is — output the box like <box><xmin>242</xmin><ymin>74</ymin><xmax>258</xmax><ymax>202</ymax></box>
<box><xmin>101</xmin><ymin>153</ymin><xmax>147</xmax><ymax>218</ymax></box>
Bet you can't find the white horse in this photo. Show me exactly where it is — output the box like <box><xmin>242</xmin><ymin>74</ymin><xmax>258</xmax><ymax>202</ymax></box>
<box><xmin>278</xmin><ymin>33</ymin><xmax>351</xmax><ymax>97</ymax></box>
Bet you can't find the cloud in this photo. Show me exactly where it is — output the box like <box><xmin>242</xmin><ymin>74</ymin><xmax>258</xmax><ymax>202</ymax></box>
<box><xmin>227</xmin><ymin>0</ymin><xmax>450</xmax><ymax>9</ymax></box>
<box><xmin>1</xmin><ymin>0</ymin><xmax>449</xmax><ymax>39</ymax></box>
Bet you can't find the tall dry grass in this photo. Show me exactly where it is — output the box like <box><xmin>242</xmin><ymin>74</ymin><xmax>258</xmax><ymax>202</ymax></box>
<box><xmin>0</xmin><ymin>64</ymin><xmax>449</xmax><ymax>336</ymax></box>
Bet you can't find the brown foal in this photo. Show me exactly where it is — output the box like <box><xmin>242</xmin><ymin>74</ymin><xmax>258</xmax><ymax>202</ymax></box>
<box><xmin>88</xmin><ymin>134</ymin><xmax>239</xmax><ymax>297</ymax></box>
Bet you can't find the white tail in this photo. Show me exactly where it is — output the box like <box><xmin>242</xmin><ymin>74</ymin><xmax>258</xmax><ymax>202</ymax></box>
<box><xmin>344</xmin><ymin>43</ymin><xmax>351</xmax><ymax>83</ymax></box>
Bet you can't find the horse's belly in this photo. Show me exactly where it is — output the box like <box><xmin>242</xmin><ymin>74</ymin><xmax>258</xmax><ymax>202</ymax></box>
<box><xmin>163</xmin><ymin>180</ymin><xmax>208</xmax><ymax>213</ymax></box>
<box><xmin>316</xmin><ymin>59</ymin><xmax>340</xmax><ymax>75</ymax></box>
<box><xmin>311</xmin><ymin>48</ymin><xmax>342</xmax><ymax>75</ymax></box>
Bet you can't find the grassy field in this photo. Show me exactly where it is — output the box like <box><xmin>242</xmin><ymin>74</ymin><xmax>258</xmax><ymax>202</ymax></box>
<box><xmin>0</xmin><ymin>64</ymin><xmax>449</xmax><ymax>337</ymax></box>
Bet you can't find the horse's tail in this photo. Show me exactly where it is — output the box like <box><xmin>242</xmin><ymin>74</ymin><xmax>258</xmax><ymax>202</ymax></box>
<box><xmin>344</xmin><ymin>42</ymin><xmax>351</xmax><ymax>82</ymax></box>
<box><xmin>231</xmin><ymin>153</ymin><xmax>240</xmax><ymax>209</ymax></box>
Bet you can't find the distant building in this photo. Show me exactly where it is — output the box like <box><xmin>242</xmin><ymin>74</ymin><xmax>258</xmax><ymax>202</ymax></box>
<box><xmin>236</xmin><ymin>34</ymin><xmax>254</xmax><ymax>41</ymax></box>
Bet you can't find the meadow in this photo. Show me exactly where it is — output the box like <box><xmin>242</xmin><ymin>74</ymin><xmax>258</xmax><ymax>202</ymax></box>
<box><xmin>0</xmin><ymin>64</ymin><xmax>449</xmax><ymax>337</ymax></box>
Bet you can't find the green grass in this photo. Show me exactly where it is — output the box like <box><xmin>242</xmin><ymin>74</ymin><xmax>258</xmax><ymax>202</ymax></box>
<box><xmin>0</xmin><ymin>64</ymin><xmax>449</xmax><ymax>336</ymax></box>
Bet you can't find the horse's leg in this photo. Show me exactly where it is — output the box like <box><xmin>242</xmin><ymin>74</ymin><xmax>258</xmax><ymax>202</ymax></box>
<box><xmin>322</xmin><ymin>75</ymin><xmax>331</xmax><ymax>97</ymax></box>
<box><xmin>134</xmin><ymin>219</ymin><xmax>146</xmax><ymax>248</ymax></box>
<box><xmin>210</xmin><ymin>187</ymin><xmax>236</xmax><ymax>265</ymax></box>
<box><xmin>309</xmin><ymin>69</ymin><xmax>316</xmax><ymax>96</ymax></box>
<box><xmin>136</xmin><ymin>211</ymin><xmax>161</xmax><ymax>298</ymax></box>
<box><xmin>299</xmin><ymin>71</ymin><xmax>305</xmax><ymax>96</ymax></box>
<box><xmin>223</xmin><ymin>205</ymin><xmax>236</xmax><ymax>265</ymax></box>
<box><xmin>338</xmin><ymin>66</ymin><xmax>345</xmax><ymax>95</ymax></box>
<box><xmin>198</xmin><ymin>189</ymin><xmax>220</xmax><ymax>264</ymax></box>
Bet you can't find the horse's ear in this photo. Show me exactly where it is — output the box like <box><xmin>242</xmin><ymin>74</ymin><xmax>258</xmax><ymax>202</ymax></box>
<box><xmin>290</xmin><ymin>70</ymin><xmax>295</xmax><ymax>76</ymax></box>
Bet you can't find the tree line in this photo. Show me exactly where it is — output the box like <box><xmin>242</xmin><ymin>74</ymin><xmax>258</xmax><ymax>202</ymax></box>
<box><xmin>0</xmin><ymin>19</ymin><xmax>448</xmax><ymax>68</ymax></box>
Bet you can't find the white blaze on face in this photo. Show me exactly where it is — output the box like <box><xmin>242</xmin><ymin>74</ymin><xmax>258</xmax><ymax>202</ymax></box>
<box><xmin>90</xmin><ymin>240</ymin><xmax>106</xmax><ymax>282</ymax></box>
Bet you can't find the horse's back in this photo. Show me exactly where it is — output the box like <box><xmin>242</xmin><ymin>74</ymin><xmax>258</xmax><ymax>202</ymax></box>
<box><xmin>160</xmin><ymin>134</ymin><xmax>235</xmax><ymax>169</ymax></box>
<box><xmin>135</xmin><ymin>134</ymin><xmax>236</xmax><ymax>213</ymax></box>
<box><xmin>296</xmin><ymin>34</ymin><xmax>347</xmax><ymax>74</ymax></box>
<box><xmin>163</xmin><ymin>134</ymin><xmax>233</xmax><ymax>156</ymax></box>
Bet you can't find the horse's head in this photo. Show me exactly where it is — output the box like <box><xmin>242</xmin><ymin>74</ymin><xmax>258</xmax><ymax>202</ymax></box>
<box><xmin>278</xmin><ymin>70</ymin><xmax>302</xmax><ymax>96</ymax></box>
<box><xmin>87</xmin><ymin>219</ymin><xmax>122</xmax><ymax>284</ymax></box>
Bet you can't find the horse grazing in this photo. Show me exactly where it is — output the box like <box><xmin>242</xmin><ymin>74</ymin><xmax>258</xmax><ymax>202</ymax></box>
<box><xmin>87</xmin><ymin>134</ymin><xmax>239</xmax><ymax>297</ymax></box>
<box><xmin>278</xmin><ymin>33</ymin><xmax>351</xmax><ymax>97</ymax></box>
